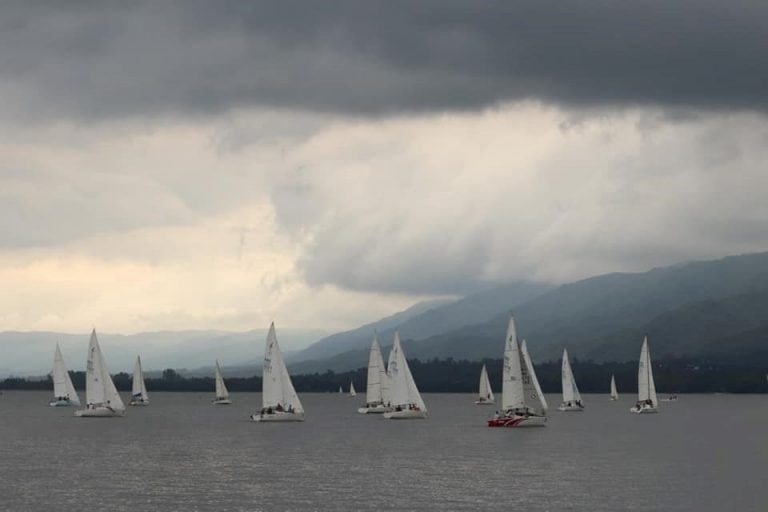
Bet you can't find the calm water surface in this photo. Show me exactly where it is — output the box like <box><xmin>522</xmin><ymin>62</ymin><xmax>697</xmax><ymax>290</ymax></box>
<box><xmin>0</xmin><ymin>392</ymin><xmax>766</xmax><ymax>511</ymax></box>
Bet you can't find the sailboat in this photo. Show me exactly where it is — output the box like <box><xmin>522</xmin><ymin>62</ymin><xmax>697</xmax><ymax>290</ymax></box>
<box><xmin>75</xmin><ymin>329</ymin><xmax>125</xmax><ymax>417</ymax></box>
<box><xmin>129</xmin><ymin>355</ymin><xmax>149</xmax><ymax>406</ymax></box>
<box><xmin>338</xmin><ymin>386</ymin><xmax>343</xmax><ymax>394</ymax></box>
<box><xmin>558</xmin><ymin>348</ymin><xmax>585</xmax><ymax>411</ymax></box>
<box><xmin>357</xmin><ymin>335</ymin><xmax>392</xmax><ymax>414</ymax></box>
<box><xmin>251</xmin><ymin>322</ymin><xmax>305</xmax><ymax>422</ymax></box>
<box><xmin>383</xmin><ymin>332</ymin><xmax>428</xmax><ymax>419</ymax></box>
<box><xmin>49</xmin><ymin>343</ymin><xmax>80</xmax><ymax>407</ymax></box>
<box><xmin>212</xmin><ymin>360</ymin><xmax>232</xmax><ymax>405</ymax></box>
<box><xmin>349</xmin><ymin>381</ymin><xmax>357</xmax><ymax>396</ymax></box>
<box><xmin>610</xmin><ymin>374</ymin><xmax>619</xmax><ymax>401</ymax></box>
<box><xmin>475</xmin><ymin>364</ymin><xmax>495</xmax><ymax>404</ymax></box>
<box><xmin>488</xmin><ymin>316</ymin><xmax>547</xmax><ymax>427</ymax></box>
<box><xmin>631</xmin><ymin>336</ymin><xmax>658</xmax><ymax>414</ymax></box>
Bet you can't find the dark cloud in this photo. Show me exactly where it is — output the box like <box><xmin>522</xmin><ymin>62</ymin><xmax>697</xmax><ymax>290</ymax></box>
<box><xmin>0</xmin><ymin>0</ymin><xmax>766</xmax><ymax>120</ymax></box>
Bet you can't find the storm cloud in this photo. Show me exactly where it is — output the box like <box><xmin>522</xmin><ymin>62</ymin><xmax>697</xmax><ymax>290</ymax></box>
<box><xmin>1</xmin><ymin>0</ymin><xmax>766</xmax><ymax>121</ymax></box>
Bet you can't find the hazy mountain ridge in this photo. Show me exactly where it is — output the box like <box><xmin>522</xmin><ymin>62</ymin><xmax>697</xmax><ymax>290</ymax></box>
<box><xmin>292</xmin><ymin>252</ymin><xmax>768</xmax><ymax>372</ymax></box>
<box><xmin>292</xmin><ymin>281</ymin><xmax>551</xmax><ymax>363</ymax></box>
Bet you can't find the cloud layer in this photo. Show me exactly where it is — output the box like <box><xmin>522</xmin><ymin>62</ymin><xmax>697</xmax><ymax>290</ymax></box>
<box><xmin>1</xmin><ymin>1</ymin><xmax>766</xmax><ymax>121</ymax></box>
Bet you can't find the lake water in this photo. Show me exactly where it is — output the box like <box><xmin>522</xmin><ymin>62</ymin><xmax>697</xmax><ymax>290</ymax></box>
<box><xmin>0</xmin><ymin>391</ymin><xmax>766</xmax><ymax>511</ymax></box>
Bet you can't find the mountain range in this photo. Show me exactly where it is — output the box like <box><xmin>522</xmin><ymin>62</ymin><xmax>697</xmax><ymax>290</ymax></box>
<box><xmin>290</xmin><ymin>252</ymin><xmax>768</xmax><ymax>373</ymax></box>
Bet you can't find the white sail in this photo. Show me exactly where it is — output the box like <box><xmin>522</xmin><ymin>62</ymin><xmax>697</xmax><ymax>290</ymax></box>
<box><xmin>364</xmin><ymin>336</ymin><xmax>384</xmax><ymax>405</ymax></box>
<box><xmin>85</xmin><ymin>329</ymin><xmax>124</xmax><ymax>411</ymax></box>
<box><xmin>52</xmin><ymin>343</ymin><xmax>80</xmax><ymax>405</ymax></box>
<box><xmin>478</xmin><ymin>364</ymin><xmax>494</xmax><ymax>402</ymax></box>
<box><xmin>637</xmin><ymin>337</ymin><xmax>657</xmax><ymax>406</ymax></box>
<box><xmin>349</xmin><ymin>381</ymin><xmax>357</xmax><ymax>396</ymax></box>
<box><xmin>501</xmin><ymin>316</ymin><xmax>525</xmax><ymax>411</ymax></box>
<box><xmin>521</xmin><ymin>340</ymin><xmax>547</xmax><ymax>414</ymax></box>
<box><xmin>382</xmin><ymin>346</ymin><xmax>394</xmax><ymax>405</ymax></box>
<box><xmin>610</xmin><ymin>374</ymin><xmax>619</xmax><ymax>399</ymax></box>
<box><xmin>215</xmin><ymin>360</ymin><xmax>230</xmax><ymax>399</ymax></box>
<box><xmin>131</xmin><ymin>355</ymin><xmax>149</xmax><ymax>402</ymax></box>
<box><xmin>388</xmin><ymin>332</ymin><xmax>426</xmax><ymax>411</ymax></box>
<box><xmin>561</xmin><ymin>348</ymin><xmax>582</xmax><ymax>404</ymax></box>
<box><xmin>262</xmin><ymin>322</ymin><xmax>303</xmax><ymax>413</ymax></box>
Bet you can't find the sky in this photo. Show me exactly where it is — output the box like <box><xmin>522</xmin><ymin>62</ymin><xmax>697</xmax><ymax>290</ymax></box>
<box><xmin>1</xmin><ymin>1</ymin><xmax>767</xmax><ymax>335</ymax></box>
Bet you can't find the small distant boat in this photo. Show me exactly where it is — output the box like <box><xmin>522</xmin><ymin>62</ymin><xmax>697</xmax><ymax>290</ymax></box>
<box><xmin>661</xmin><ymin>394</ymin><xmax>678</xmax><ymax>402</ymax></box>
<box><xmin>631</xmin><ymin>336</ymin><xmax>658</xmax><ymax>414</ymax></box>
<box><xmin>610</xmin><ymin>374</ymin><xmax>619</xmax><ymax>401</ymax></box>
<box><xmin>338</xmin><ymin>386</ymin><xmax>343</xmax><ymax>394</ymax></box>
<box><xmin>357</xmin><ymin>335</ymin><xmax>392</xmax><ymax>414</ymax></box>
<box><xmin>349</xmin><ymin>381</ymin><xmax>357</xmax><ymax>396</ymax></box>
<box><xmin>488</xmin><ymin>316</ymin><xmax>547</xmax><ymax>427</ymax></box>
<box><xmin>251</xmin><ymin>322</ymin><xmax>305</xmax><ymax>422</ymax></box>
<box><xmin>129</xmin><ymin>355</ymin><xmax>149</xmax><ymax>406</ymax></box>
<box><xmin>75</xmin><ymin>329</ymin><xmax>125</xmax><ymax>418</ymax></box>
<box><xmin>383</xmin><ymin>332</ymin><xmax>428</xmax><ymax>419</ymax></box>
<box><xmin>212</xmin><ymin>360</ymin><xmax>232</xmax><ymax>405</ymax></box>
<box><xmin>475</xmin><ymin>364</ymin><xmax>495</xmax><ymax>405</ymax></box>
<box><xmin>49</xmin><ymin>343</ymin><xmax>80</xmax><ymax>407</ymax></box>
<box><xmin>558</xmin><ymin>348</ymin><xmax>584</xmax><ymax>411</ymax></box>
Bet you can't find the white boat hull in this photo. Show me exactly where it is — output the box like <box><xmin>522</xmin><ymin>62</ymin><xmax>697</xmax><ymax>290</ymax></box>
<box><xmin>557</xmin><ymin>404</ymin><xmax>585</xmax><ymax>412</ymax></box>
<box><xmin>488</xmin><ymin>414</ymin><xmax>547</xmax><ymax>428</ymax></box>
<box><xmin>251</xmin><ymin>411</ymin><xmax>305</xmax><ymax>422</ymax></box>
<box><xmin>212</xmin><ymin>398</ymin><xmax>232</xmax><ymax>405</ymax></box>
<box><xmin>75</xmin><ymin>406</ymin><xmax>124</xmax><ymax>417</ymax></box>
<box><xmin>475</xmin><ymin>399</ymin><xmax>495</xmax><ymax>405</ymax></box>
<box><xmin>129</xmin><ymin>400</ymin><xmax>149</xmax><ymax>406</ymax></box>
<box><xmin>49</xmin><ymin>399</ymin><xmax>78</xmax><ymax>407</ymax></box>
<box><xmin>630</xmin><ymin>404</ymin><xmax>659</xmax><ymax>414</ymax></box>
<box><xmin>357</xmin><ymin>404</ymin><xmax>392</xmax><ymax>414</ymax></box>
<box><xmin>383</xmin><ymin>409</ymin><xmax>428</xmax><ymax>420</ymax></box>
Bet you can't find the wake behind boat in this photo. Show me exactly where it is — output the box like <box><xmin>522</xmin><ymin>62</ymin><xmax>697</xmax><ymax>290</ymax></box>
<box><xmin>129</xmin><ymin>355</ymin><xmax>149</xmax><ymax>406</ymax></box>
<box><xmin>475</xmin><ymin>364</ymin><xmax>495</xmax><ymax>405</ymax></box>
<box><xmin>558</xmin><ymin>348</ymin><xmax>585</xmax><ymax>411</ymax></box>
<box><xmin>631</xmin><ymin>336</ymin><xmax>659</xmax><ymax>414</ymax></box>
<box><xmin>383</xmin><ymin>332</ymin><xmax>427</xmax><ymax>419</ymax></box>
<box><xmin>75</xmin><ymin>329</ymin><xmax>125</xmax><ymax>418</ymax></box>
<box><xmin>358</xmin><ymin>335</ymin><xmax>392</xmax><ymax>414</ymax></box>
<box><xmin>49</xmin><ymin>343</ymin><xmax>80</xmax><ymax>407</ymax></box>
<box><xmin>488</xmin><ymin>317</ymin><xmax>547</xmax><ymax>428</ymax></box>
<box><xmin>251</xmin><ymin>322</ymin><xmax>305</xmax><ymax>422</ymax></box>
<box><xmin>212</xmin><ymin>360</ymin><xmax>232</xmax><ymax>405</ymax></box>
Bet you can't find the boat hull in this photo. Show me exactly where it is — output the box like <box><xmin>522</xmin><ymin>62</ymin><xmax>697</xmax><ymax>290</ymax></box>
<box><xmin>49</xmin><ymin>399</ymin><xmax>78</xmax><ymax>407</ymax></box>
<box><xmin>75</xmin><ymin>406</ymin><xmax>124</xmax><ymax>417</ymax></box>
<box><xmin>630</xmin><ymin>404</ymin><xmax>658</xmax><ymax>414</ymax></box>
<box><xmin>383</xmin><ymin>409</ymin><xmax>428</xmax><ymax>420</ymax></box>
<box><xmin>557</xmin><ymin>404</ymin><xmax>585</xmax><ymax>412</ymax></box>
<box><xmin>487</xmin><ymin>415</ymin><xmax>547</xmax><ymax>428</ymax></box>
<box><xmin>251</xmin><ymin>411</ymin><xmax>305</xmax><ymax>422</ymax></box>
<box><xmin>357</xmin><ymin>404</ymin><xmax>392</xmax><ymax>414</ymax></box>
<box><xmin>212</xmin><ymin>398</ymin><xmax>232</xmax><ymax>405</ymax></box>
<box><xmin>129</xmin><ymin>400</ymin><xmax>149</xmax><ymax>406</ymax></box>
<box><xmin>474</xmin><ymin>399</ymin><xmax>495</xmax><ymax>405</ymax></box>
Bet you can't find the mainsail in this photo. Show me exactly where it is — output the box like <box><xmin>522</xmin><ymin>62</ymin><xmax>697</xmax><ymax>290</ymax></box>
<box><xmin>215</xmin><ymin>360</ymin><xmax>230</xmax><ymax>400</ymax></box>
<box><xmin>261</xmin><ymin>322</ymin><xmax>303</xmax><ymax>413</ymax></box>
<box><xmin>364</xmin><ymin>335</ymin><xmax>385</xmax><ymax>406</ymax></box>
<box><xmin>388</xmin><ymin>332</ymin><xmax>426</xmax><ymax>411</ymax></box>
<box><xmin>131</xmin><ymin>356</ymin><xmax>149</xmax><ymax>403</ymax></box>
<box><xmin>610</xmin><ymin>374</ymin><xmax>619</xmax><ymax>400</ymax></box>
<box><xmin>637</xmin><ymin>336</ymin><xmax>657</xmax><ymax>406</ymax></box>
<box><xmin>85</xmin><ymin>329</ymin><xmax>124</xmax><ymax>411</ymax></box>
<box><xmin>561</xmin><ymin>348</ymin><xmax>582</xmax><ymax>404</ymax></box>
<box><xmin>478</xmin><ymin>364</ymin><xmax>494</xmax><ymax>402</ymax></box>
<box><xmin>501</xmin><ymin>317</ymin><xmax>525</xmax><ymax>411</ymax></box>
<box><xmin>52</xmin><ymin>343</ymin><xmax>80</xmax><ymax>405</ymax></box>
